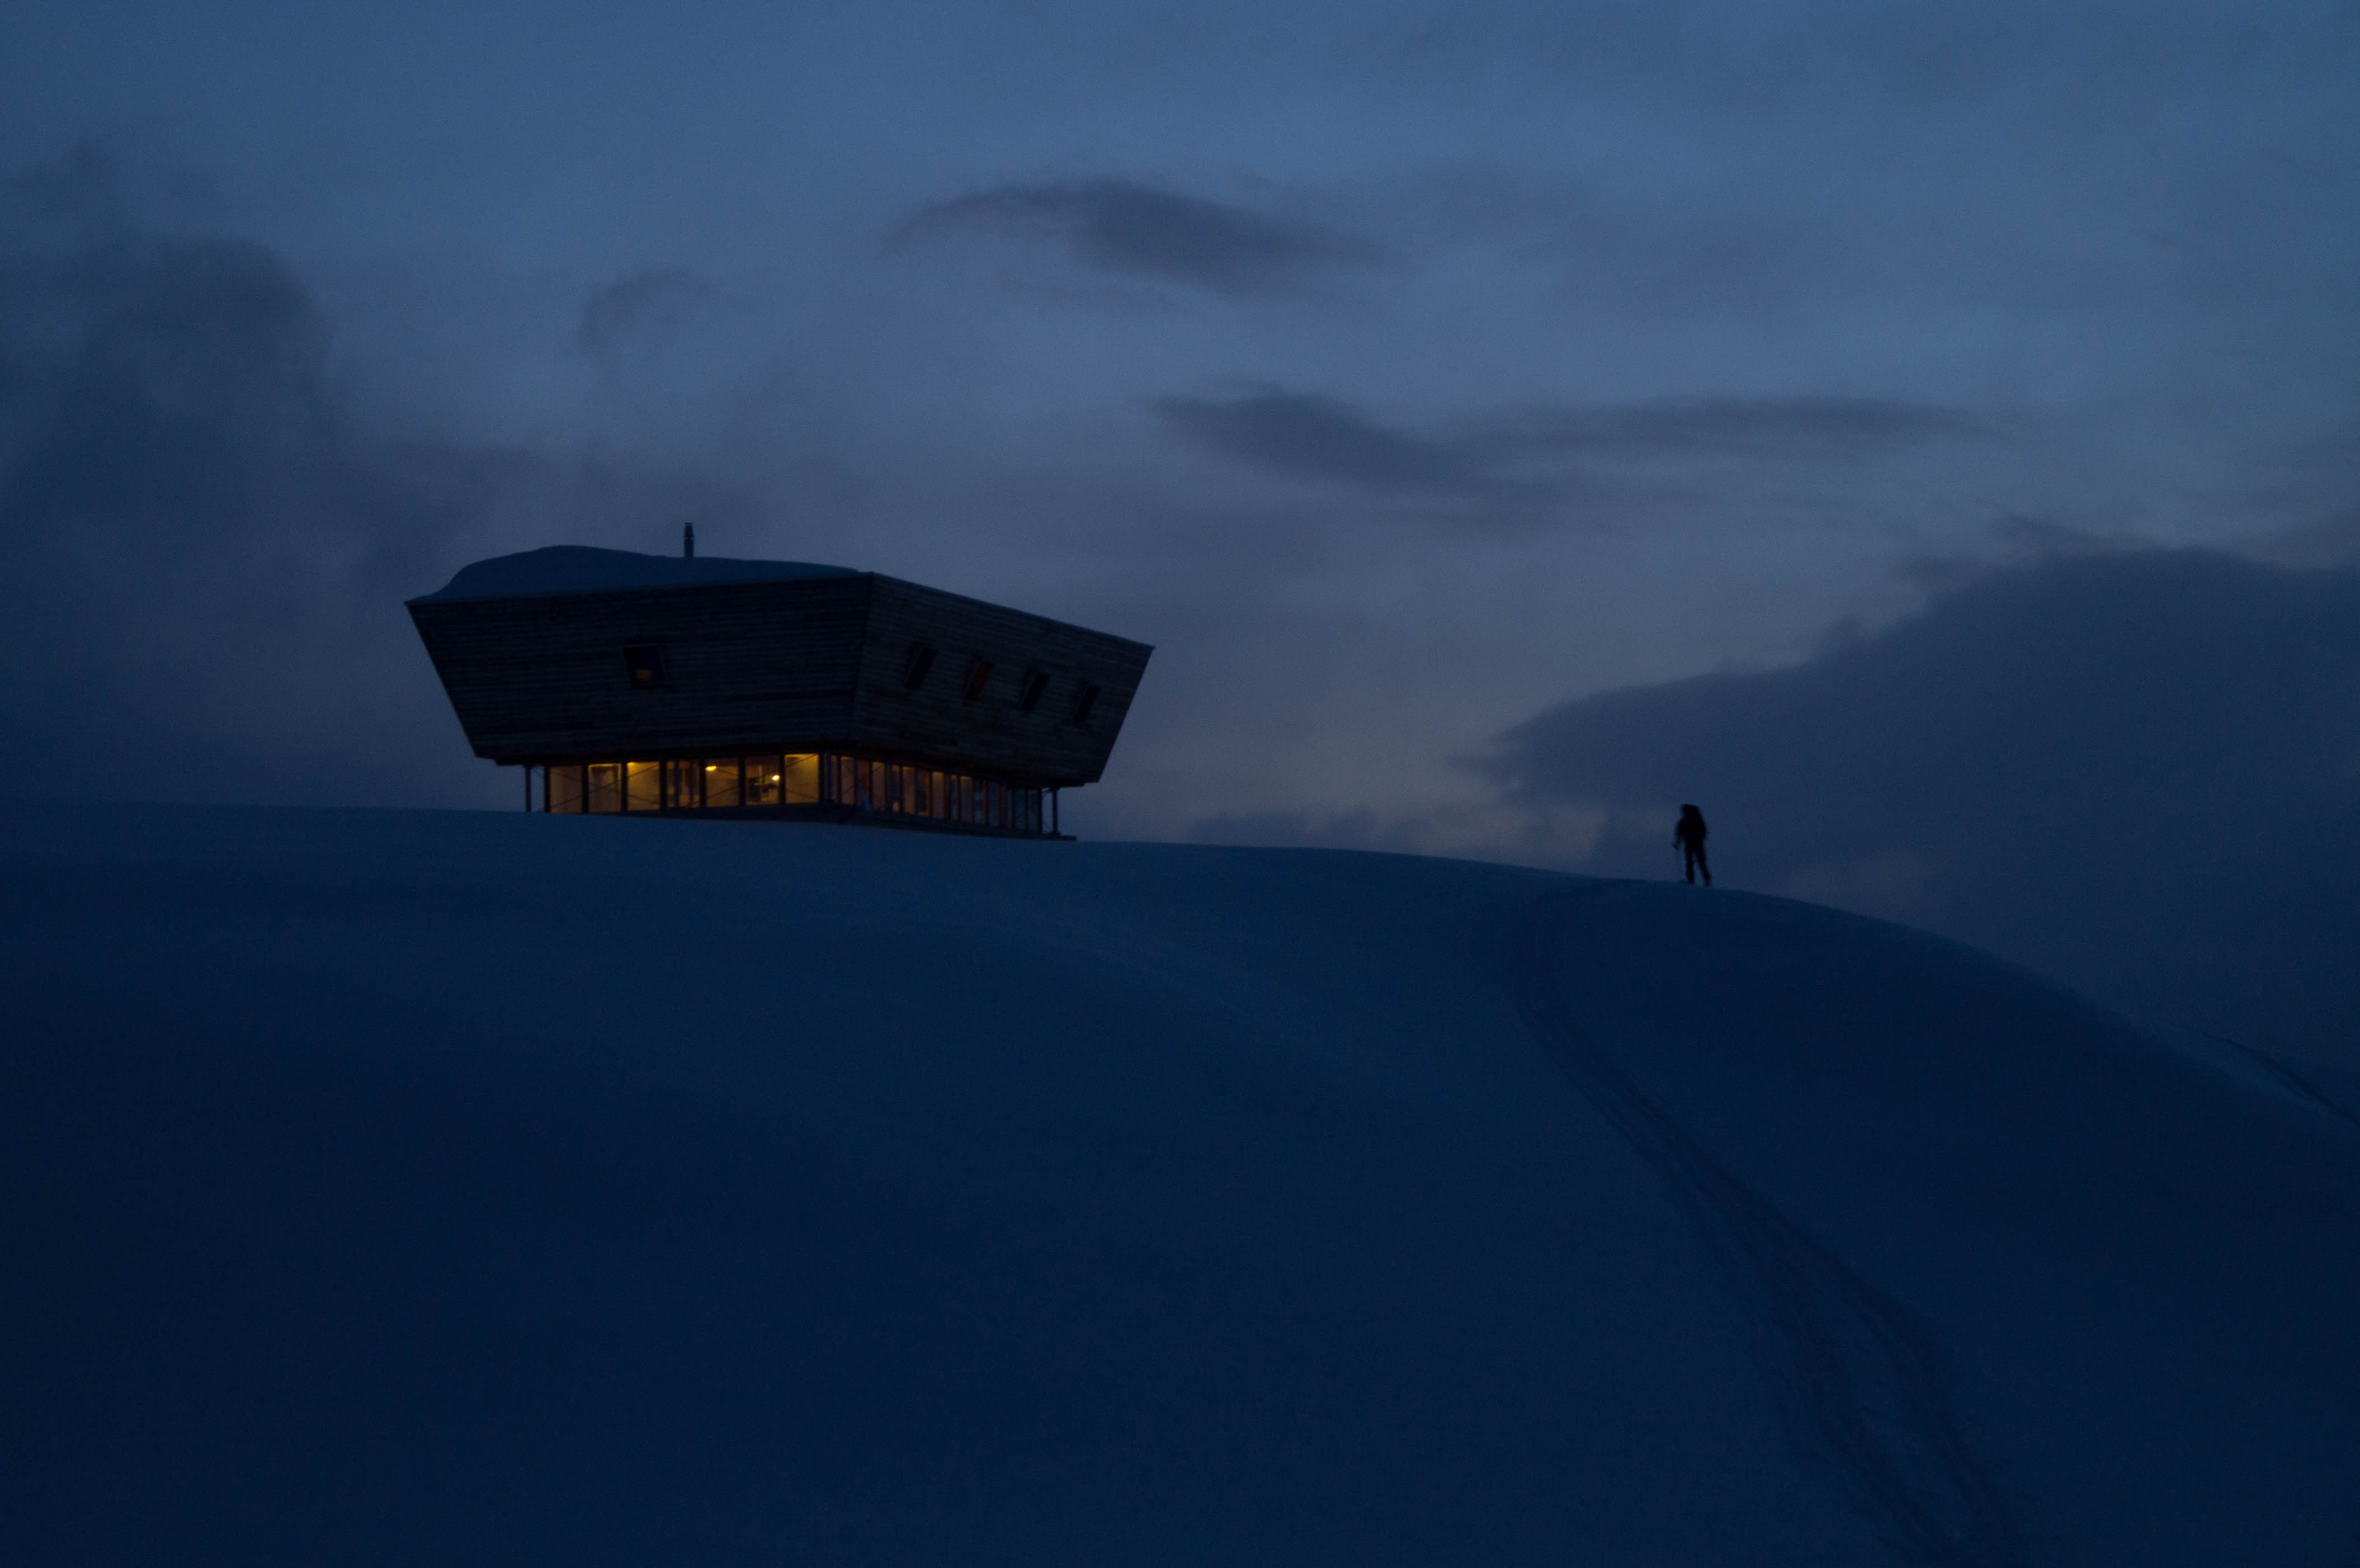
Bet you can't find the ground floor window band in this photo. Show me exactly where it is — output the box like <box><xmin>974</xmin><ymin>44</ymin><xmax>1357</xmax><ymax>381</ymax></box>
<box><xmin>544</xmin><ymin>754</ymin><xmax>1046</xmax><ymax>832</ymax></box>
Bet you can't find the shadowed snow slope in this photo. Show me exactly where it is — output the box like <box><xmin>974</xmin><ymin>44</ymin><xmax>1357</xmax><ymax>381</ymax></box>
<box><xmin>3</xmin><ymin>805</ymin><xmax>2356</xmax><ymax>1566</ymax></box>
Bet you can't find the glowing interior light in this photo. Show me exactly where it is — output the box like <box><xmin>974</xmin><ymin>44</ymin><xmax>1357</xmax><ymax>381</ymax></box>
<box><xmin>705</xmin><ymin>764</ymin><xmax>717</xmax><ymax>771</ymax></box>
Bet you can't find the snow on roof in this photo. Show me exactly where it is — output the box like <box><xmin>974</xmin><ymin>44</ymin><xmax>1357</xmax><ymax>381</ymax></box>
<box><xmin>410</xmin><ymin>545</ymin><xmax>860</xmax><ymax>603</ymax></box>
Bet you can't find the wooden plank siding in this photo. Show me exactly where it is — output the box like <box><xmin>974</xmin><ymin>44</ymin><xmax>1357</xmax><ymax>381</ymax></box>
<box><xmin>407</xmin><ymin>572</ymin><xmax>1151</xmax><ymax>786</ymax></box>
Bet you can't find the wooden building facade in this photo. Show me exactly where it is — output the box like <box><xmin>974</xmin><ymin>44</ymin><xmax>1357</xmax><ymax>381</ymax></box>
<box><xmin>408</xmin><ymin>546</ymin><xmax>1152</xmax><ymax>838</ymax></box>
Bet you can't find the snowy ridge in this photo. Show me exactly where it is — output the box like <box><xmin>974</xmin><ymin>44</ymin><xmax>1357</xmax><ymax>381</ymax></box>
<box><xmin>3</xmin><ymin>805</ymin><xmax>2356</xmax><ymax>1565</ymax></box>
<box><xmin>1522</xmin><ymin>885</ymin><xmax>2023</xmax><ymax>1566</ymax></box>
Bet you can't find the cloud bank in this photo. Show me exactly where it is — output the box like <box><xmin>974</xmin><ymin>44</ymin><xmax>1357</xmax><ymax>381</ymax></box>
<box><xmin>0</xmin><ymin>152</ymin><xmax>725</xmax><ymax>807</ymax></box>
<box><xmin>1467</xmin><ymin>547</ymin><xmax>2360</xmax><ymax>1065</ymax></box>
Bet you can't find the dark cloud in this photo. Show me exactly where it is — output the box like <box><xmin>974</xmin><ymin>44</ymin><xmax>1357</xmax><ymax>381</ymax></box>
<box><xmin>1466</xmin><ymin>547</ymin><xmax>2360</xmax><ymax>1065</ymax></box>
<box><xmin>1153</xmin><ymin>389</ymin><xmax>1514</xmax><ymax>497</ymax></box>
<box><xmin>1153</xmin><ymin>388</ymin><xmax>1984</xmax><ymax>500</ymax></box>
<box><xmin>577</xmin><ymin>266</ymin><xmax>714</xmax><ymax>354</ymax></box>
<box><xmin>901</xmin><ymin>178</ymin><xmax>1386</xmax><ymax>294</ymax></box>
<box><xmin>1892</xmin><ymin>514</ymin><xmax>2150</xmax><ymax>593</ymax></box>
<box><xmin>1478</xmin><ymin>396</ymin><xmax>1989</xmax><ymax>459</ymax></box>
<box><xmin>0</xmin><ymin>149</ymin><xmax>732</xmax><ymax>808</ymax></box>
<box><xmin>2248</xmin><ymin>508</ymin><xmax>2360</xmax><ymax>569</ymax></box>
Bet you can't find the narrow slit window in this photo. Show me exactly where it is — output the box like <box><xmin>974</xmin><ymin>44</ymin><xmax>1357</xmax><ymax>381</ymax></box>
<box><xmin>1018</xmin><ymin>670</ymin><xmax>1049</xmax><ymax>712</ymax></box>
<box><xmin>1070</xmin><ymin>683</ymin><xmax>1101</xmax><ymax>726</ymax></box>
<box><xmin>623</xmin><ymin>645</ymin><xmax>668</xmax><ymax>688</ymax></box>
<box><xmin>904</xmin><ymin>644</ymin><xmax>937</xmax><ymax>688</ymax></box>
<box><xmin>962</xmin><ymin>658</ymin><xmax>994</xmax><ymax>701</ymax></box>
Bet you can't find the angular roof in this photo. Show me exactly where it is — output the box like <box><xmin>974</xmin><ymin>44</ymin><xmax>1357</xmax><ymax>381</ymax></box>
<box><xmin>407</xmin><ymin>550</ymin><xmax>1153</xmax><ymax>785</ymax></box>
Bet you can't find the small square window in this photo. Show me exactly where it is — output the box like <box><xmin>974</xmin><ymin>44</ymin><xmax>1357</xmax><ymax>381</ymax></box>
<box><xmin>623</xmin><ymin>645</ymin><xmax>668</xmax><ymax>688</ymax></box>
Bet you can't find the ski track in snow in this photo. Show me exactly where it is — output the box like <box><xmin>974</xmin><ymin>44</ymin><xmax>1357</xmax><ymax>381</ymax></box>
<box><xmin>1518</xmin><ymin>885</ymin><xmax>2029</xmax><ymax>1568</ymax></box>
<box><xmin>2199</xmin><ymin>1031</ymin><xmax>2360</xmax><ymax>1135</ymax></box>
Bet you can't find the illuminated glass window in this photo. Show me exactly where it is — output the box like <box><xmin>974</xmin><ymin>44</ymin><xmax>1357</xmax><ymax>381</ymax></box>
<box><xmin>663</xmin><ymin>759</ymin><xmax>702</xmax><ymax>809</ymax></box>
<box><xmin>547</xmin><ymin>766</ymin><xmax>586</xmax><ymax>814</ymax></box>
<box><xmin>587</xmin><ymin>763</ymin><xmax>623</xmax><ymax>813</ymax></box>
<box><xmin>625</xmin><ymin>761</ymin><xmax>662</xmax><ymax>811</ymax></box>
<box><xmin>782</xmin><ymin>754</ymin><xmax>819</xmax><ymax>804</ymax></box>
<box><xmin>704</xmin><ymin>758</ymin><xmax>742</xmax><ymax>810</ymax></box>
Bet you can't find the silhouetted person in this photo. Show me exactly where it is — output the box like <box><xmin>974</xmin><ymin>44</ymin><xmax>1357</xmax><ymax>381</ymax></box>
<box><xmin>1674</xmin><ymin>804</ymin><xmax>1711</xmax><ymax>886</ymax></box>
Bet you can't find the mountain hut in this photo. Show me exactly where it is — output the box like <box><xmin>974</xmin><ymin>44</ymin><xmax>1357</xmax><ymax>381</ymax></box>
<box><xmin>407</xmin><ymin>544</ymin><xmax>1152</xmax><ymax>839</ymax></box>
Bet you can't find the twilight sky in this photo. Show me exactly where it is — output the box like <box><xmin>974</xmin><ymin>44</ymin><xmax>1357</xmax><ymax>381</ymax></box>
<box><xmin>3</xmin><ymin>2</ymin><xmax>2356</xmax><ymax>1051</ymax></box>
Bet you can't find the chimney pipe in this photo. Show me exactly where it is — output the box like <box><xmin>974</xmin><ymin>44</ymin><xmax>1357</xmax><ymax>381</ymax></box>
<box><xmin>683</xmin><ymin>522</ymin><xmax>695</xmax><ymax>558</ymax></box>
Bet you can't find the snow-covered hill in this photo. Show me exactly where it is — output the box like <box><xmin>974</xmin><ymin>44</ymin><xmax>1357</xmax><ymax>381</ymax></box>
<box><xmin>4</xmin><ymin>805</ymin><xmax>2356</xmax><ymax>1566</ymax></box>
